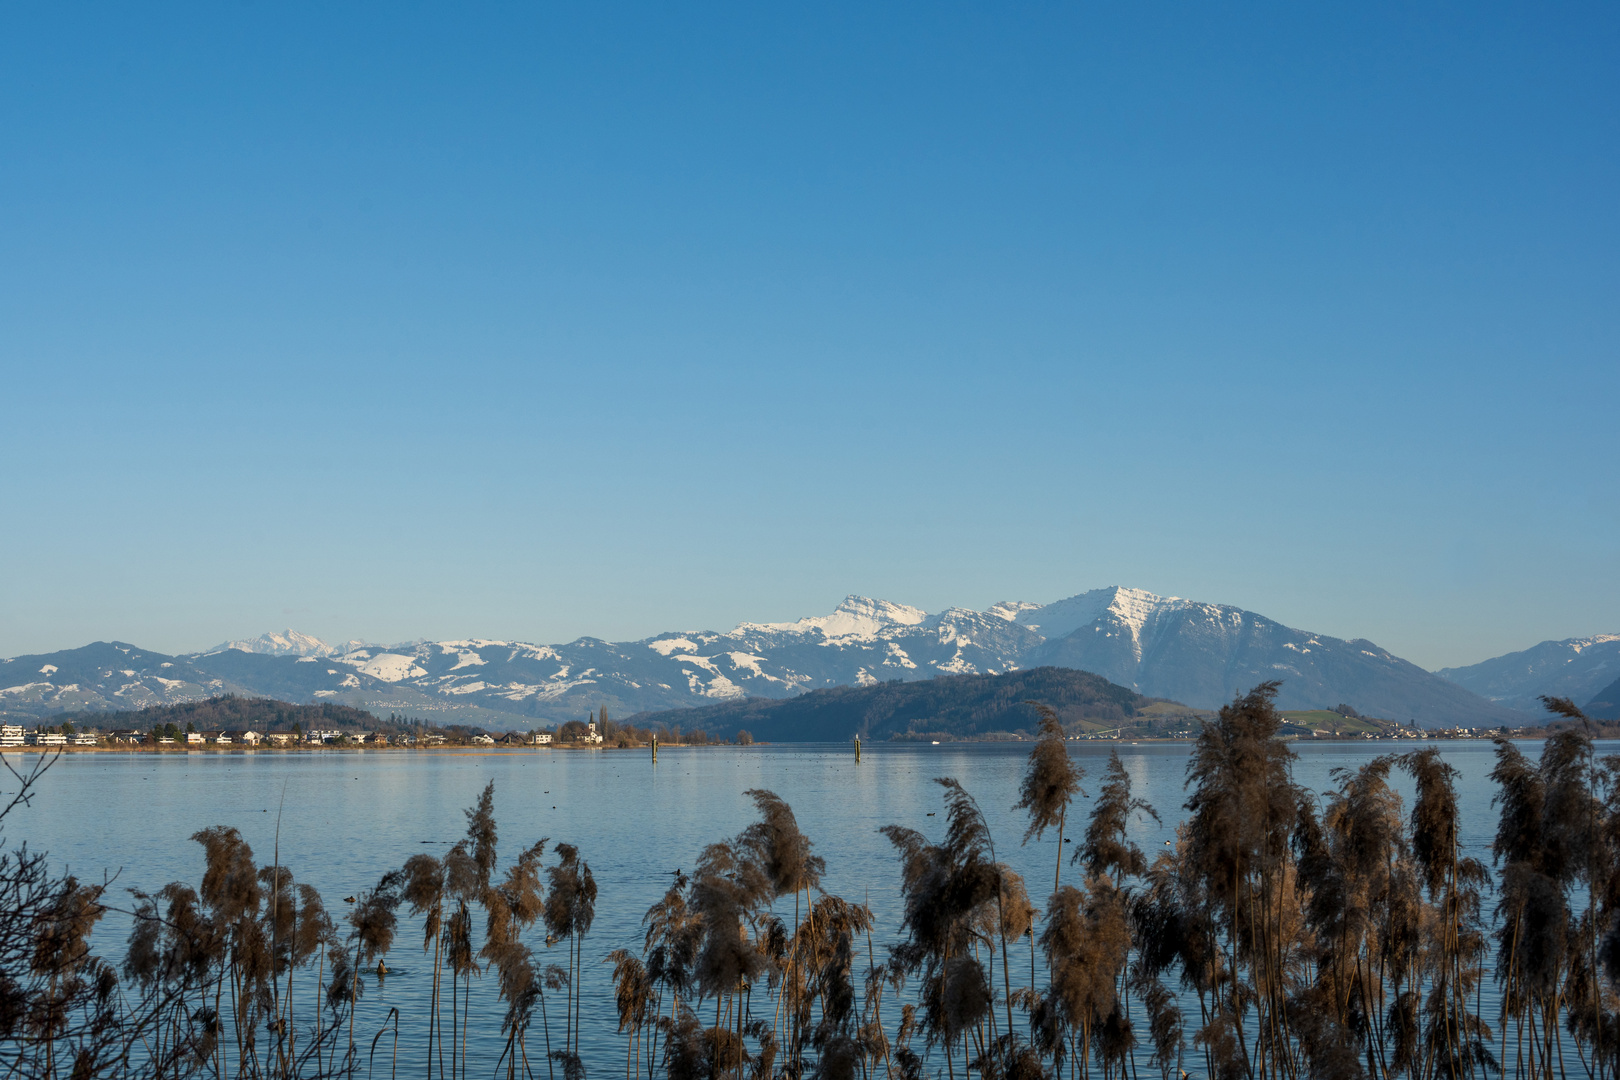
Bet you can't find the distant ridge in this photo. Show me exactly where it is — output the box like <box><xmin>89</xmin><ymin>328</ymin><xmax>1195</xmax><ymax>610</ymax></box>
<box><xmin>1438</xmin><ymin>634</ymin><xmax>1620</xmax><ymax>712</ymax></box>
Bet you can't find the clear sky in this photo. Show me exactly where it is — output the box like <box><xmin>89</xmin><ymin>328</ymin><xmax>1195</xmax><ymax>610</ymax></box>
<box><xmin>2</xmin><ymin>3</ymin><xmax>1615</xmax><ymax>669</ymax></box>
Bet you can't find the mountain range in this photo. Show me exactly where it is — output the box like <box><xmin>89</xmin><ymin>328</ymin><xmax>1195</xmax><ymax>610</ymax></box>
<box><xmin>1</xmin><ymin>586</ymin><xmax>1567</xmax><ymax>729</ymax></box>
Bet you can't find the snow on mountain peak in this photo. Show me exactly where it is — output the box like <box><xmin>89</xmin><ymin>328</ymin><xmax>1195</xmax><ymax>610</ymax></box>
<box><xmin>986</xmin><ymin>601</ymin><xmax>1041</xmax><ymax>622</ymax></box>
<box><xmin>742</xmin><ymin>595</ymin><xmax>928</xmax><ymax>643</ymax></box>
<box><xmin>206</xmin><ymin>629</ymin><xmax>340</xmax><ymax>658</ymax></box>
<box><xmin>834</xmin><ymin>595</ymin><xmax>928</xmax><ymax>626</ymax></box>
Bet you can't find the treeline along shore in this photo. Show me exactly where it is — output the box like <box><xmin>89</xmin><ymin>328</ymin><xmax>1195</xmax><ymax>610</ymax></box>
<box><xmin>8</xmin><ymin>681</ymin><xmax>1620</xmax><ymax>1078</ymax></box>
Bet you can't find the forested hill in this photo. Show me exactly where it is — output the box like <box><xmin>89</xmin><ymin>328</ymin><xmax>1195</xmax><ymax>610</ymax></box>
<box><xmin>54</xmin><ymin>696</ymin><xmax>379</xmax><ymax>732</ymax></box>
<box><xmin>628</xmin><ymin>666</ymin><xmax>1189</xmax><ymax>743</ymax></box>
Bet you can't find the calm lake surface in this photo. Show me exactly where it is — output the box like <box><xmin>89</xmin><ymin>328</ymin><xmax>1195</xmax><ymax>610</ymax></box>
<box><xmin>3</xmin><ymin>739</ymin><xmax>1572</xmax><ymax>1073</ymax></box>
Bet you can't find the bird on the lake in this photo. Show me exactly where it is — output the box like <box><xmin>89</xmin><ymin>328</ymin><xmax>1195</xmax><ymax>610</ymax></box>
<box><xmin>343</xmin><ymin>896</ymin><xmax>356</xmax><ymax>903</ymax></box>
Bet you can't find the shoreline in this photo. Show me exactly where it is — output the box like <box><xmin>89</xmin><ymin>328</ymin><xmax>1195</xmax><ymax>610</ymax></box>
<box><xmin>0</xmin><ymin>732</ymin><xmax>1534</xmax><ymax>755</ymax></box>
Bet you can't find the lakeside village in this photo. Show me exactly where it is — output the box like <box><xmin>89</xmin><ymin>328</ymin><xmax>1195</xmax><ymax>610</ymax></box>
<box><xmin>0</xmin><ymin>704</ymin><xmax>755</xmax><ymax>751</ymax></box>
<box><xmin>0</xmin><ymin>723</ymin><xmax>556</xmax><ymax>749</ymax></box>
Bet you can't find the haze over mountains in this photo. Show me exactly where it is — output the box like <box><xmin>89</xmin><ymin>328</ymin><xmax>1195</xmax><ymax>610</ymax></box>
<box><xmin>205</xmin><ymin>629</ymin><xmax>360</xmax><ymax>659</ymax></box>
<box><xmin>1438</xmin><ymin>635</ymin><xmax>1620</xmax><ymax>713</ymax></box>
<box><xmin>3</xmin><ymin>586</ymin><xmax>1580</xmax><ymax>730</ymax></box>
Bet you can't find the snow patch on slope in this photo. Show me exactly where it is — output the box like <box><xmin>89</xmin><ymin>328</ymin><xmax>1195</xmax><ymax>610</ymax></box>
<box><xmin>435</xmin><ymin>643</ymin><xmax>489</xmax><ymax>670</ymax></box>
<box><xmin>348</xmin><ymin>653</ymin><xmax>427</xmax><ymax>682</ymax></box>
<box><xmin>0</xmin><ymin>682</ymin><xmax>52</xmax><ymax>697</ymax></box>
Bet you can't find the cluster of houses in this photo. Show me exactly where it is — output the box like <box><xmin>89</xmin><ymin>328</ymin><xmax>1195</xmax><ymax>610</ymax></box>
<box><xmin>0</xmin><ymin>724</ymin><xmax>98</xmax><ymax>747</ymax></box>
<box><xmin>114</xmin><ymin>729</ymin><xmax>417</xmax><ymax>747</ymax></box>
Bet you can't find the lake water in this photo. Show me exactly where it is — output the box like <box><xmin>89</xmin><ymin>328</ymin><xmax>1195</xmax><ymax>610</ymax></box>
<box><xmin>3</xmin><ymin>739</ymin><xmax>1542</xmax><ymax>1075</ymax></box>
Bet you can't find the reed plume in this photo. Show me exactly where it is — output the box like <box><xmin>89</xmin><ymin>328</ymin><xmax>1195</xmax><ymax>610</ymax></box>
<box><xmin>606</xmin><ymin>948</ymin><xmax>654</xmax><ymax>1080</ymax></box>
<box><xmin>1399</xmin><ymin>747</ymin><xmax>1494</xmax><ymax>1079</ymax></box>
<box><xmin>1014</xmin><ymin>704</ymin><xmax>1084</xmax><ymax>895</ymax></box>
<box><xmin>1182</xmin><ymin>681</ymin><xmax>1300</xmax><ymax>1080</ymax></box>
<box><xmin>545</xmin><ymin>841</ymin><xmax>598</xmax><ymax>1060</ymax></box>
<box><xmin>883</xmin><ymin>779</ymin><xmax>1005</xmax><ymax>1076</ymax></box>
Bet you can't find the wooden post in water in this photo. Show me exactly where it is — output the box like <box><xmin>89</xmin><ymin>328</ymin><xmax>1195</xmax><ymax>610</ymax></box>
<box><xmin>854</xmin><ymin>734</ymin><xmax>861</xmax><ymax>762</ymax></box>
<box><xmin>651</xmin><ymin>733</ymin><xmax>658</xmax><ymax>762</ymax></box>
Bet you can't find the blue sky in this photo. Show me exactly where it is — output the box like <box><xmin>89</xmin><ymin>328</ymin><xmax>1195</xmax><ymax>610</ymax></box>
<box><xmin>2</xmin><ymin>3</ymin><xmax>1615</xmax><ymax>668</ymax></box>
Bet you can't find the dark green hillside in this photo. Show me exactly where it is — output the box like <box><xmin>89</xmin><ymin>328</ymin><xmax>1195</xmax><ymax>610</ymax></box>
<box><xmin>1588</xmin><ymin>675</ymin><xmax>1620</xmax><ymax>721</ymax></box>
<box><xmin>628</xmin><ymin>666</ymin><xmax>1187</xmax><ymax>742</ymax></box>
<box><xmin>55</xmin><ymin>695</ymin><xmax>379</xmax><ymax>732</ymax></box>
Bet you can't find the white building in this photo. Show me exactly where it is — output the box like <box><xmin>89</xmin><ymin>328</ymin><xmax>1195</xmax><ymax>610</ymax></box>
<box><xmin>72</xmin><ymin>733</ymin><xmax>98</xmax><ymax>746</ymax></box>
<box><xmin>583</xmin><ymin>721</ymin><xmax>604</xmax><ymax>745</ymax></box>
<box><xmin>185</xmin><ymin>731</ymin><xmax>205</xmax><ymax>745</ymax></box>
<box><xmin>307</xmin><ymin>729</ymin><xmax>343</xmax><ymax>744</ymax></box>
<box><xmin>472</xmin><ymin>733</ymin><xmax>495</xmax><ymax>744</ymax></box>
<box><xmin>29</xmin><ymin>731</ymin><xmax>67</xmax><ymax>747</ymax></box>
<box><xmin>534</xmin><ymin>731</ymin><xmax>553</xmax><ymax>745</ymax></box>
<box><xmin>0</xmin><ymin>725</ymin><xmax>25</xmax><ymax>747</ymax></box>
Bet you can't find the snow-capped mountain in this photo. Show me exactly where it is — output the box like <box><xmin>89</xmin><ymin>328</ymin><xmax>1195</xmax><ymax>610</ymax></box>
<box><xmin>1</xmin><ymin>589</ymin><xmax>1527</xmax><ymax>728</ymax></box>
<box><xmin>204</xmin><ymin>629</ymin><xmax>347</xmax><ymax>659</ymax></box>
<box><xmin>1437</xmin><ymin>634</ymin><xmax>1620</xmax><ymax>713</ymax></box>
<box><xmin>1022</xmin><ymin>587</ymin><xmax>1519</xmax><ymax>725</ymax></box>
